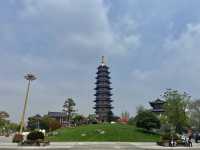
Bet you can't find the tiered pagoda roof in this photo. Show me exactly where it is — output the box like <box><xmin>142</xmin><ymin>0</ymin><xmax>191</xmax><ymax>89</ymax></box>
<box><xmin>94</xmin><ymin>56</ymin><xmax>113</xmax><ymax>122</ymax></box>
<box><xmin>149</xmin><ymin>98</ymin><xmax>166</xmax><ymax>113</ymax></box>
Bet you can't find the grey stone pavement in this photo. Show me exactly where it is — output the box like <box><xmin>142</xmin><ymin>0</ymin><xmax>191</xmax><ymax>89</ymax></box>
<box><xmin>1</xmin><ymin>136</ymin><xmax>200</xmax><ymax>150</ymax></box>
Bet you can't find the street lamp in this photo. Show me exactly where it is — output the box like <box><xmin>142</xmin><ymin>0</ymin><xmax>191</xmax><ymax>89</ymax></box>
<box><xmin>19</xmin><ymin>73</ymin><xmax>36</xmax><ymax>134</ymax></box>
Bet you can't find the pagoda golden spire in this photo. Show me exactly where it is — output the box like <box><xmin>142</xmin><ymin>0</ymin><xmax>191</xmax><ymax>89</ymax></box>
<box><xmin>101</xmin><ymin>56</ymin><xmax>105</xmax><ymax>65</ymax></box>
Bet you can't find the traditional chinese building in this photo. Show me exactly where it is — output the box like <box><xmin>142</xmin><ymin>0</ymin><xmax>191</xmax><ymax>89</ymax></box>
<box><xmin>149</xmin><ymin>98</ymin><xmax>166</xmax><ymax>113</ymax></box>
<box><xmin>94</xmin><ymin>56</ymin><xmax>113</xmax><ymax>122</ymax></box>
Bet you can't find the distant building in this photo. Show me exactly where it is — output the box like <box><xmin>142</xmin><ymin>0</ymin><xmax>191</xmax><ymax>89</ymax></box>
<box><xmin>149</xmin><ymin>98</ymin><xmax>166</xmax><ymax>113</ymax></box>
<box><xmin>94</xmin><ymin>56</ymin><xmax>114</xmax><ymax>122</ymax></box>
<box><xmin>47</xmin><ymin>112</ymin><xmax>67</xmax><ymax>126</ymax></box>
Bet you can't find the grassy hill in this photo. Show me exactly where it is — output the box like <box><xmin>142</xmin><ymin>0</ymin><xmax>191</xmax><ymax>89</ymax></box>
<box><xmin>47</xmin><ymin>123</ymin><xmax>160</xmax><ymax>142</ymax></box>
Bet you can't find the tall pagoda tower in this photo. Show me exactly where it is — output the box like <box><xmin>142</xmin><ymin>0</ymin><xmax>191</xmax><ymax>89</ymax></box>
<box><xmin>94</xmin><ymin>56</ymin><xmax>113</xmax><ymax>122</ymax></box>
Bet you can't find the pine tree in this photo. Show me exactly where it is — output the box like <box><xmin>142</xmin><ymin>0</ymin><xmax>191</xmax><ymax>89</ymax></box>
<box><xmin>63</xmin><ymin>98</ymin><xmax>76</xmax><ymax>125</ymax></box>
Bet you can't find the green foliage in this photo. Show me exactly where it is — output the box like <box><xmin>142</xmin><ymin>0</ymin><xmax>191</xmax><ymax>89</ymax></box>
<box><xmin>162</xmin><ymin>89</ymin><xmax>190</xmax><ymax>133</ymax></box>
<box><xmin>63</xmin><ymin>98</ymin><xmax>76</xmax><ymax>123</ymax></box>
<box><xmin>27</xmin><ymin>131</ymin><xmax>44</xmax><ymax>141</ymax></box>
<box><xmin>87</xmin><ymin>114</ymin><xmax>97</xmax><ymax>124</ymax></box>
<box><xmin>27</xmin><ymin>114</ymin><xmax>42</xmax><ymax>130</ymax></box>
<box><xmin>160</xmin><ymin>133</ymin><xmax>179</xmax><ymax>141</ymax></box>
<box><xmin>159</xmin><ymin>124</ymin><xmax>171</xmax><ymax>134</ymax></box>
<box><xmin>0</xmin><ymin>118</ymin><xmax>7</xmax><ymax>127</ymax></box>
<box><xmin>0</xmin><ymin>111</ymin><xmax>9</xmax><ymax>129</ymax></box>
<box><xmin>40</xmin><ymin>116</ymin><xmax>61</xmax><ymax>132</ymax></box>
<box><xmin>73</xmin><ymin>115</ymin><xmax>85</xmax><ymax>126</ymax></box>
<box><xmin>27</xmin><ymin>115</ymin><xmax>61</xmax><ymax>132</ymax></box>
<box><xmin>48</xmin><ymin>123</ymin><xmax>160</xmax><ymax>142</ymax></box>
<box><xmin>0</xmin><ymin>111</ymin><xmax>18</xmax><ymax>135</ymax></box>
<box><xmin>107</xmin><ymin>111</ymin><xmax>114</xmax><ymax>122</ymax></box>
<box><xmin>128</xmin><ymin>117</ymin><xmax>135</xmax><ymax>125</ymax></box>
<box><xmin>135</xmin><ymin>109</ymin><xmax>160</xmax><ymax>131</ymax></box>
<box><xmin>188</xmin><ymin>99</ymin><xmax>200</xmax><ymax>130</ymax></box>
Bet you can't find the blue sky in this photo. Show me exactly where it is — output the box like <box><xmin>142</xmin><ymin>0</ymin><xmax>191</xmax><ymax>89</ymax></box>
<box><xmin>1</xmin><ymin>0</ymin><xmax>200</xmax><ymax>122</ymax></box>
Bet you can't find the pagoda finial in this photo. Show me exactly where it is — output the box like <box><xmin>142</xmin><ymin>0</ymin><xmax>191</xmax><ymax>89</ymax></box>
<box><xmin>101</xmin><ymin>56</ymin><xmax>105</xmax><ymax>65</ymax></box>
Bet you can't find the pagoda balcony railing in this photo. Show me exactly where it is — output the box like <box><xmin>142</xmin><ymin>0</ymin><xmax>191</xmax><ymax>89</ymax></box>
<box><xmin>96</xmin><ymin>79</ymin><xmax>111</xmax><ymax>83</ymax></box>
<box><xmin>96</xmin><ymin>72</ymin><xmax>110</xmax><ymax>76</ymax></box>
<box><xmin>94</xmin><ymin>103</ymin><xmax>112</xmax><ymax>106</ymax></box>
<box><xmin>95</xmin><ymin>86</ymin><xmax>112</xmax><ymax>90</ymax></box>
<box><xmin>95</xmin><ymin>92</ymin><xmax>112</xmax><ymax>95</ymax></box>
<box><xmin>96</xmin><ymin>83</ymin><xmax>110</xmax><ymax>86</ymax></box>
<box><xmin>94</xmin><ymin>109</ymin><xmax>113</xmax><ymax>113</ymax></box>
<box><xmin>97</xmin><ymin>66</ymin><xmax>109</xmax><ymax>69</ymax></box>
<box><xmin>95</xmin><ymin>96</ymin><xmax>112</xmax><ymax>99</ymax></box>
<box><xmin>96</xmin><ymin>75</ymin><xmax>110</xmax><ymax>79</ymax></box>
<box><xmin>95</xmin><ymin>84</ymin><xmax>111</xmax><ymax>87</ymax></box>
<box><xmin>96</xmin><ymin>77</ymin><xmax>110</xmax><ymax>80</ymax></box>
<box><xmin>94</xmin><ymin>99</ymin><xmax>113</xmax><ymax>102</ymax></box>
<box><xmin>94</xmin><ymin>106</ymin><xmax>113</xmax><ymax>109</ymax></box>
<box><xmin>98</xmin><ymin>65</ymin><xmax>109</xmax><ymax>68</ymax></box>
<box><xmin>96</xmin><ymin>88</ymin><xmax>111</xmax><ymax>91</ymax></box>
<box><xmin>95</xmin><ymin>91</ymin><xmax>112</xmax><ymax>95</ymax></box>
<box><xmin>94</xmin><ymin>93</ymin><xmax>112</xmax><ymax>96</ymax></box>
<box><xmin>96</xmin><ymin>70</ymin><xmax>110</xmax><ymax>74</ymax></box>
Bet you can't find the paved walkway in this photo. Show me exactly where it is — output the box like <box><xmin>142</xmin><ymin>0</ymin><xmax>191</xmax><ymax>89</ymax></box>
<box><xmin>132</xmin><ymin>142</ymin><xmax>200</xmax><ymax>149</ymax></box>
<box><xmin>0</xmin><ymin>139</ymin><xmax>200</xmax><ymax>150</ymax></box>
<box><xmin>0</xmin><ymin>136</ymin><xmax>12</xmax><ymax>143</ymax></box>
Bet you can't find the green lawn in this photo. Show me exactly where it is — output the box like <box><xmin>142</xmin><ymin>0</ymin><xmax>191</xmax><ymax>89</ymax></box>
<box><xmin>47</xmin><ymin>123</ymin><xmax>160</xmax><ymax>142</ymax></box>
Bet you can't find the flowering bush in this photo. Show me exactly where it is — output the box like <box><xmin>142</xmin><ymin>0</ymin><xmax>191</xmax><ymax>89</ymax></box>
<box><xmin>12</xmin><ymin>133</ymin><xmax>23</xmax><ymax>143</ymax></box>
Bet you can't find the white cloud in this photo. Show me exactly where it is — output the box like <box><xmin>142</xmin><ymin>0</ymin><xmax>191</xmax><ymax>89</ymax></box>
<box><xmin>130</xmin><ymin>23</ymin><xmax>200</xmax><ymax>101</ymax></box>
<box><xmin>0</xmin><ymin>0</ymin><xmax>139</xmax><ymax>121</ymax></box>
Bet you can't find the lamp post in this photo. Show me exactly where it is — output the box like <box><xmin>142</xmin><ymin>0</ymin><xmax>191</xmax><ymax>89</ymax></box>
<box><xmin>19</xmin><ymin>73</ymin><xmax>36</xmax><ymax>134</ymax></box>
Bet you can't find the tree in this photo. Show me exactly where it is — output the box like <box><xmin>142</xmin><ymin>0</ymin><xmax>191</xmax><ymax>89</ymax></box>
<box><xmin>135</xmin><ymin>109</ymin><xmax>160</xmax><ymax>131</ymax></box>
<box><xmin>0</xmin><ymin>111</ymin><xmax>18</xmax><ymax>135</ymax></box>
<box><xmin>40</xmin><ymin>115</ymin><xmax>61</xmax><ymax>132</ymax></box>
<box><xmin>128</xmin><ymin>117</ymin><xmax>135</xmax><ymax>125</ymax></box>
<box><xmin>188</xmin><ymin>99</ymin><xmax>200</xmax><ymax>130</ymax></box>
<box><xmin>162</xmin><ymin>89</ymin><xmax>190</xmax><ymax>133</ymax></box>
<box><xmin>72</xmin><ymin>114</ymin><xmax>85</xmax><ymax>126</ymax></box>
<box><xmin>87</xmin><ymin>114</ymin><xmax>97</xmax><ymax>124</ymax></box>
<box><xmin>27</xmin><ymin>114</ymin><xmax>42</xmax><ymax>130</ymax></box>
<box><xmin>63</xmin><ymin>98</ymin><xmax>76</xmax><ymax>124</ymax></box>
<box><xmin>107</xmin><ymin>111</ymin><xmax>114</xmax><ymax>122</ymax></box>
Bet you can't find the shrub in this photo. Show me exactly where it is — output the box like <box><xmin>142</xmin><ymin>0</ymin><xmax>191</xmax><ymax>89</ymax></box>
<box><xmin>128</xmin><ymin>117</ymin><xmax>135</xmax><ymax>125</ymax></box>
<box><xmin>40</xmin><ymin>116</ymin><xmax>61</xmax><ymax>131</ymax></box>
<box><xmin>158</xmin><ymin>133</ymin><xmax>181</xmax><ymax>146</ymax></box>
<box><xmin>135</xmin><ymin>110</ymin><xmax>160</xmax><ymax>131</ymax></box>
<box><xmin>12</xmin><ymin>133</ymin><xmax>23</xmax><ymax>143</ymax></box>
<box><xmin>27</xmin><ymin>131</ymin><xmax>44</xmax><ymax>141</ymax></box>
<box><xmin>161</xmin><ymin>133</ymin><xmax>179</xmax><ymax>141</ymax></box>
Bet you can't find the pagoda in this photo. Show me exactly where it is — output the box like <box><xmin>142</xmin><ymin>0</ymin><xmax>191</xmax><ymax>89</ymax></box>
<box><xmin>149</xmin><ymin>98</ymin><xmax>166</xmax><ymax>113</ymax></box>
<box><xmin>94</xmin><ymin>56</ymin><xmax>113</xmax><ymax>122</ymax></box>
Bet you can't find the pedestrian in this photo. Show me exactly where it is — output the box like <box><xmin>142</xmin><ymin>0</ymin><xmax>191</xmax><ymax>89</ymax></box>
<box><xmin>188</xmin><ymin>136</ymin><xmax>192</xmax><ymax>147</ymax></box>
<box><xmin>195</xmin><ymin>132</ymin><xmax>198</xmax><ymax>143</ymax></box>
